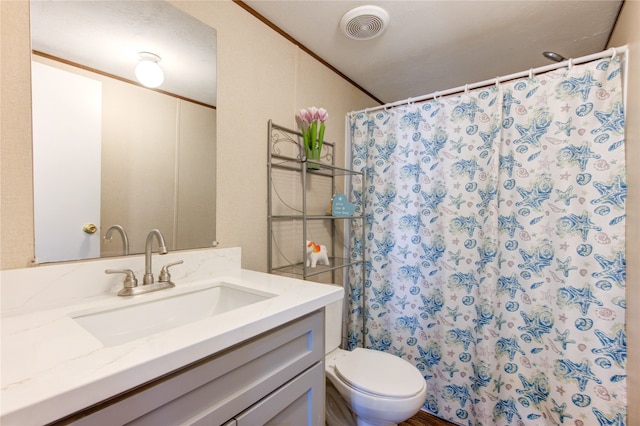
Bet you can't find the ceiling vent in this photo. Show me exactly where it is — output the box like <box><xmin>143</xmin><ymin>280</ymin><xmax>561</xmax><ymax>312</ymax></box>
<box><xmin>340</xmin><ymin>5</ymin><xmax>389</xmax><ymax>40</ymax></box>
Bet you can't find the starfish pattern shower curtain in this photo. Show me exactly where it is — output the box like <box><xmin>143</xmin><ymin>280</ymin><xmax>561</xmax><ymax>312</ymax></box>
<box><xmin>348</xmin><ymin>55</ymin><xmax>626</xmax><ymax>425</ymax></box>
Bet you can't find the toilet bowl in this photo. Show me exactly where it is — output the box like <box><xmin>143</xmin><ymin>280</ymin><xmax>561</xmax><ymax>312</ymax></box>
<box><xmin>324</xmin><ymin>301</ymin><xmax>426</xmax><ymax>426</ymax></box>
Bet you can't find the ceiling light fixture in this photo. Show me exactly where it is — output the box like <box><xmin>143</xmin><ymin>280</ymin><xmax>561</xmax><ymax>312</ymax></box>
<box><xmin>543</xmin><ymin>51</ymin><xmax>566</xmax><ymax>62</ymax></box>
<box><xmin>340</xmin><ymin>5</ymin><xmax>389</xmax><ymax>40</ymax></box>
<box><xmin>135</xmin><ymin>52</ymin><xmax>164</xmax><ymax>88</ymax></box>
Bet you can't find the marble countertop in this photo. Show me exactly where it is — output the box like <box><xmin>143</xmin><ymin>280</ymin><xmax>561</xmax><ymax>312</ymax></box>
<box><xmin>1</xmin><ymin>249</ymin><xmax>343</xmax><ymax>425</ymax></box>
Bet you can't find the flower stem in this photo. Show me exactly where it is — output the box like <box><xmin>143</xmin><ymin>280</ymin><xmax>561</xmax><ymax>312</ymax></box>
<box><xmin>317</xmin><ymin>123</ymin><xmax>325</xmax><ymax>158</ymax></box>
<box><xmin>310</xmin><ymin>121</ymin><xmax>318</xmax><ymax>159</ymax></box>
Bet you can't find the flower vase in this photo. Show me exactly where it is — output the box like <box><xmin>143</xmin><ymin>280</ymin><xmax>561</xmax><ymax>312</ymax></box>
<box><xmin>306</xmin><ymin>148</ymin><xmax>321</xmax><ymax>170</ymax></box>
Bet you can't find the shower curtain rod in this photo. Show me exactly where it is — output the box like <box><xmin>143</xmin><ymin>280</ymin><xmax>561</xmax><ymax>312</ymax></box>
<box><xmin>349</xmin><ymin>45</ymin><xmax>628</xmax><ymax>116</ymax></box>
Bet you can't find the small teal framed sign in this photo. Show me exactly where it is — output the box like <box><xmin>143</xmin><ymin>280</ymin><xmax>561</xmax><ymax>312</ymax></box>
<box><xmin>331</xmin><ymin>194</ymin><xmax>356</xmax><ymax>217</ymax></box>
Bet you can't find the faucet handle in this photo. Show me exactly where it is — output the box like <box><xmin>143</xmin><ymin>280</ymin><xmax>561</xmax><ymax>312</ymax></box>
<box><xmin>106</xmin><ymin>269</ymin><xmax>139</xmax><ymax>296</ymax></box>
<box><xmin>158</xmin><ymin>260</ymin><xmax>184</xmax><ymax>283</ymax></box>
<box><xmin>105</xmin><ymin>269</ymin><xmax>138</xmax><ymax>289</ymax></box>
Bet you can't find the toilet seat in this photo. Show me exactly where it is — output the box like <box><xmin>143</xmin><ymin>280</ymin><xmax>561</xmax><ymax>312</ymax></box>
<box><xmin>333</xmin><ymin>348</ymin><xmax>425</xmax><ymax>398</ymax></box>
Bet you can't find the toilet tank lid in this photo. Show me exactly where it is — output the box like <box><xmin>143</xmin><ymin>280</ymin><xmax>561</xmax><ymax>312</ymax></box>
<box><xmin>334</xmin><ymin>348</ymin><xmax>425</xmax><ymax>398</ymax></box>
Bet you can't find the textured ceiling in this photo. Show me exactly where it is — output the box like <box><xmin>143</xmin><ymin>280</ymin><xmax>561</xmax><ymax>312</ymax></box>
<box><xmin>243</xmin><ymin>0</ymin><xmax>623</xmax><ymax>104</ymax></box>
<box><xmin>29</xmin><ymin>1</ymin><xmax>622</xmax><ymax>107</ymax></box>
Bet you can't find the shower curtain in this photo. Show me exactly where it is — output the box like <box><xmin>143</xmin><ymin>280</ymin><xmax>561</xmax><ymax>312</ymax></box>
<box><xmin>347</xmin><ymin>55</ymin><xmax>626</xmax><ymax>425</ymax></box>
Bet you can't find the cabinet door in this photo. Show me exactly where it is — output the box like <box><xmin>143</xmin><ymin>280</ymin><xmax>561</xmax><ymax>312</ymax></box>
<box><xmin>235</xmin><ymin>362</ymin><xmax>325</xmax><ymax>426</ymax></box>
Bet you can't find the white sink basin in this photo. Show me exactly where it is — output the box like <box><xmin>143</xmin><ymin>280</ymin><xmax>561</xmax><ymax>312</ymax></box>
<box><xmin>71</xmin><ymin>283</ymin><xmax>275</xmax><ymax>346</ymax></box>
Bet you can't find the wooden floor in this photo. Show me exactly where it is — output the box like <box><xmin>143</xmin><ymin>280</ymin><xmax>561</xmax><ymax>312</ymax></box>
<box><xmin>399</xmin><ymin>410</ymin><xmax>457</xmax><ymax>426</ymax></box>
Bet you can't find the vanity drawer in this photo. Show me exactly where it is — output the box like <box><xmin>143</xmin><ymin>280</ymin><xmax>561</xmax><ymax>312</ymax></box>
<box><xmin>232</xmin><ymin>361</ymin><xmax>324</xmax><ymax>425</ymax></box>
<box><xmin>59</xmin><ymin>309</ymin><xmax>324</xmax><ymax>426</ymax></box>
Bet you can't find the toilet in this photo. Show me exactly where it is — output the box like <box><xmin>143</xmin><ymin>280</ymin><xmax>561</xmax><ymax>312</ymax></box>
<box><xmin>324</xmin><ymin>301</ymin><xmax>427</xmax><ymax>426</ymax></box>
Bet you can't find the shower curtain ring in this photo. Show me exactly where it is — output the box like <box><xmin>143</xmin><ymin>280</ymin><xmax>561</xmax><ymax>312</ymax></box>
<box><xmin>568</xmin><ymin>58</ymin><xmax>573</xmax><ymax>70</ymax></box>
<box><xmin>407</xmin><ymin>97</ymin><xmax>414</xmax><ymax>105</ymax></box>
<box><xmin>610</xmin><ymin>47</ymin><xmax>617</xmax><ymax>59</ymax></box>
<box><xmin>495</xmin><ymin>77</ymin><xmax>500</xmax><ymax>89</ymax></box>
<box><xmin>529</xmin><ymin>68</ymin><xmax>534</xmax><ymax>79</ymax></box>
<box><xmin>464</xmin><ymin>84</ymin><xmax>469</xmax><ymax>95</ymax></box>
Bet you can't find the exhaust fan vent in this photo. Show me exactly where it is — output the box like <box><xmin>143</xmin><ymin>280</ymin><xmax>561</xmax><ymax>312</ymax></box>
<box><xmin>340</xmin><ymin>5</ymin><xmax>389</xmax><ymax>40</ymax></box>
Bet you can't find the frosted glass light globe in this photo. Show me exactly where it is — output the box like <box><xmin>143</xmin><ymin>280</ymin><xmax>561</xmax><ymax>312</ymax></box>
<box><xmin>135</xmin><ymin>54</ymin><xmax>164</xmax><ymax>88</ymax></box>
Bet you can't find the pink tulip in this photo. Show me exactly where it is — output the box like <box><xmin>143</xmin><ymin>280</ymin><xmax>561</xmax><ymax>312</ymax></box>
<box><xmin>316</xmin><ymin>108</ymin><xmax>328</xmax><ymax>122</ymax></box>
<box><xmin>307</xmin><ymin>107</ymin><xmax>318</xmax><ymax>121</ymax></box>
<box><xmin>297</xmin><ymin>108</ymin><xmax>312</xmax><ymax>125</ymax></box>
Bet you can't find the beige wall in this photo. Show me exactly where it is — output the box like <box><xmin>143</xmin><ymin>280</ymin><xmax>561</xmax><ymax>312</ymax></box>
<box><xmin>0</xmin><ymin>1</ymin><xmax>34</xmax><ymax>268</ymax></box>
<box><xmin>100</xmin><ymin>70</ymin><xmax>217</xmax><ymax>256</ymax></box>
<box><xmin>0</xmin><ymin>0</ymin><xmax>377</xmax><ymax>270</ymax></box>
<box><xmin>608</xmin><ymin>0</ymin><xmax>640</xmax><ymax>423</ymax></box>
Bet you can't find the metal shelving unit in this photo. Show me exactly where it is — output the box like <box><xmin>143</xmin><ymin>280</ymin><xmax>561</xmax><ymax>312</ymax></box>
<box><xmin>267</xmin><ymin>120</ymin><xmax>364</xmax><ymax>284</ymax></box>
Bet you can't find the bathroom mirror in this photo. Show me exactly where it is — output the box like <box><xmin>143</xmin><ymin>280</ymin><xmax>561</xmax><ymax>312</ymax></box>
<box><xmin>30</xmin><ymin>0</ymin><xmax>217</xmax><ymax>263</ymax></box>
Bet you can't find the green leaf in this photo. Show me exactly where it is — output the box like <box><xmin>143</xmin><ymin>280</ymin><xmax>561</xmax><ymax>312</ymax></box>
<box><xmin>317</xmin><ymin>123</ymin><xmax>325</xmax><ymax>156</ymax></box>
<box><xmin>302</xmin><ymin>130</ymin><xmax>310</xmax><ymax>152</ymax></box>
<box><xmin>310</xmin><ymin>121</ymin><xmax>318</xmax><ymax>151</ymax></box>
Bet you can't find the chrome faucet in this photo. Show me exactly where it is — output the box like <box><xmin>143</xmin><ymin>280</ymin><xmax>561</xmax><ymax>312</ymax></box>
<box><xmin>104</xmin><ymin>224</ymin><xmax>129</xmax><ymax>255</ymax></box>
<box><xmin>143</xmin><ymin>229</ymin><xmax>168</xmax><ymax>285</ymax></box>
<box><xmin>105</xmin><ymin>228</ymin><xmax>183</xmax><ymax>297</ymax></box>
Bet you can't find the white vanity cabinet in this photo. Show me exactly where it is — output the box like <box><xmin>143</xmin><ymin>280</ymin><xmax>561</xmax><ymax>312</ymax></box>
<box><xmin>56</xmin><ymin>310</ymin><xmax>325</xmax><ymax>426</ymax></box>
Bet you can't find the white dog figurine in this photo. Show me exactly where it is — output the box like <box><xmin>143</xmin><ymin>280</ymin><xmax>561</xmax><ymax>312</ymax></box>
<box><xmin>306</xmin><ymin>240</ymin><xmax>330</xmax><ymax>268</ymax></box>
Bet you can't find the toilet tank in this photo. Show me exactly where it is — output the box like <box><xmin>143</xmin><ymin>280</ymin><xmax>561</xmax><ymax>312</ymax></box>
<box><xmin>325</xmin><ymin>298</ymin><xmax>343</xmax><ymax>354</ymax></box>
